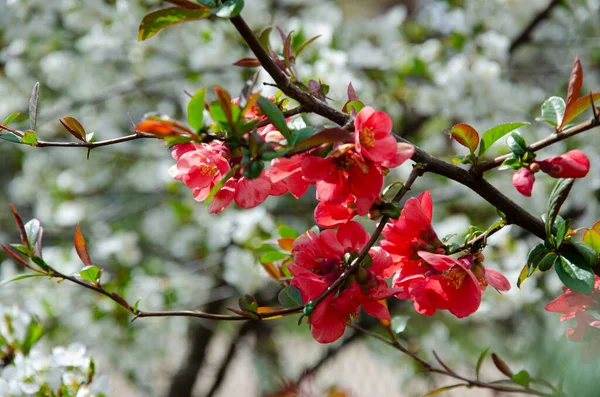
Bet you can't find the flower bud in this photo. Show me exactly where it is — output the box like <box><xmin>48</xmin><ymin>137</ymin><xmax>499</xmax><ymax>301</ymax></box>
<box><xmin>537</xmin><ymin>150</ymin><xmax>590</xmax><ymax>179</ymax></box>
<box><xmin>512</xmin><ymin>167</ymin><xmax>535</xmax><ymax>197</ymax></box>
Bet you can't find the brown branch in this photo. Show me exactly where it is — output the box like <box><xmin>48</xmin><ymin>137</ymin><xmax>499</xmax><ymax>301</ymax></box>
<box><xmin>35</xmin><ymin>133</ymin><xmax>157</xmax><ymax>149</ymax></box>
<box><xmin>475</xmin><ymin>116</ymin><xmax>600</xmax><ymax>173</ymax></box>
<box><xmin>509</xmin><ymin>0</ymin><xmax>562</xmax><ymax>54</ymax></box>
<box><xmin>351</xmin><ymin>324</ymin><xmax>556</xmax><ymax>396</ymax></box>
<box><xmin>228</xmin><ymin>14</ymin><xmax>551</xmax><ymax>240</ymax></box>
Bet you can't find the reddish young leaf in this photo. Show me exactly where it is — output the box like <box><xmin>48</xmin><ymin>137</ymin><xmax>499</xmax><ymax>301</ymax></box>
<box><xmin>1</xmin><ymin>244</ymin><xmax>31</xmax><ymax>268</ymax></box>
<box><xmin>583</xmin><ymin>228</ymin><xmax>600</xmax><ymax>253</ymax></box>
<box><xmin>565</xmin><ymin>54</ymin><xmax>583</xmax><ymax>109</ymax></box>
<box><xmin>260</xmin><ymin>261</ymin><xmax>283</xmax><ymax>281</ymax></box>
<box><xmin>233</xmin><ymin>58</ymin><xmax>261</xmax><ymax>68</ymax></box>
<box><xmin>561</xmin><ymin>92</ymin><xmax>600</xmax><ymax>127</ymax></box>
<box><xmin>74</xmin><ymin>224</ymin><xmax>93</xmax><ymax>268</ymax></box>
<box><xmin>491</xmin><ymin>353</ymin><xmax>513</xmax><ymax>377</ymax></box>
<box><xmin>60</xmin><ymin>117</ymin><xmax>87</xmax><ymax>142</ymax></box>
<box><xmin>278</xmin><ymin>238</ymin><xmax>294</xmax><ymax>252</ymax></box>
<box><xmin>215</xmin><ymin>86</ymin><xmax>235</xmax><ymax>127</ymax></box>
<box><xmin>256</xmin><ymin>306</ymin><xmax>285</xmax><ymax>320</ymax></box>
<box><xmin>283</xmin><ymin>31</ymin><xmax>294</xmax><ymax>68</ymax></box>
<box><xmin>9</xmin><ymin>204</ymin><xmax>30</xmax><ymax>251</ymax></box>
<box><xmin>347</xmin><ymin>82</ymin><xmax>359</xmax><ymax>102</ymax></box>
<box><xmin>448</xmin><ymin>124</ymin><xmax>479</xmax><ymax>153</ymax></box>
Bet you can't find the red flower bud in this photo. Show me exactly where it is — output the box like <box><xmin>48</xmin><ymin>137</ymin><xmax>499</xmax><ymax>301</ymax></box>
<box><xmin>512</xmin><ymin>168</ymin><xmax>535</xmax><ymax>197</ymax></box>
<box><xmin>537</xmin><ymin>150</ymin><xmax>590</xmax><ymax>179</ymax></box>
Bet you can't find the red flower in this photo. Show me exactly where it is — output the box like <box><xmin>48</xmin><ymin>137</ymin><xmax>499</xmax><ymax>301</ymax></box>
<box><xmin>546</xmin><ymin>276</ymin><xmax>600</xmax><ymax>361</ymax></box>
<box><xmin>512</xmin><ymin>167</ymin><xmax>535</xmax><ymax>197</ymax></box>
<box><xmin>269</xmin><ymin>155</ymin><xmax>311</xmax><ymax>199</ymax></box>
<box><xmin>381</xmin><ymin>190</ymin><xmax>510</xmax><ymax>318</ymax></box>
<box><xmin>289</xmin><ymin>222</ymin><xmax>397</xmax><ymax>343</ymax></box>
<box><xmin>301</xmin><ymin>147</ymin><xmax>383</xmax><ymax>208</ymax></box>
<box><xmin>537</xmin><ymin>150</ymin><xmax>590</xmax><ymax>179</ymax></box>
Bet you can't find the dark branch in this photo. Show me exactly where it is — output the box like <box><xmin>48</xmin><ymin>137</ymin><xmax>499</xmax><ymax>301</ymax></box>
<box><xmin>509</xmin><ymin>0</ymin><xmax>562</xmax><ymax>54</ymax></box>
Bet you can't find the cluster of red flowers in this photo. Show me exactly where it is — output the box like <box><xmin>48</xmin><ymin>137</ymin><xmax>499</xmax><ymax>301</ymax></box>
<box><xmin>289</xmin><ymin>221</ymin><xmax>398</xmax><ymax>343</ymax></box>
<box><xmin>512</xmin><ymin>150</ymin><xmax>590</xmax><ymax>197</ymax></box>
<box><xmin>545</xmin><ymin>276</ymin><xmax>600</xmax><ymax>361</ymax></box>
<box><xmin>271</xmin><ymin>106</ymin><xmax>414</xmax><ymax>227</ymax></box>
<box><xmin>380</xmin><ymin>191</ymin><xmax>510</xmax><ymax>318</ymax></box>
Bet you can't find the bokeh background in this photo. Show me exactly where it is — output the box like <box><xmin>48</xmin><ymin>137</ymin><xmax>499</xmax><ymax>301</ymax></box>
<box><xmin>0</xmin><ymin>0</ymin><xmax>599</xmax><ymax>396</ymax></box>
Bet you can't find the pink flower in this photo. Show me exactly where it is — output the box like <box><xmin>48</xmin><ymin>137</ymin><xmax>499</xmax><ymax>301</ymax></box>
<box><xmin>354</xmin><ymin>106</ymin><xmax>414</xmax><ymax>166</ymax></box>
<box><xmin>289</xmin><ymin>222</ymin><xmax>397</xmax><ymax>343</ymax></box>
<box><xmin>269</xmin><ymin>155</ymin><xmax>311</xmax><ymax>199</ymax></box>
<box><xmin>537</xmin><ymin>150</ymin><xmax>590</xmax><ymax>178</ymax></box>
<box><xmin>169</xmin><ymin>142</ymin><xmax>282</xmax><ymax>213</ymax></box>
<box><xmin>512</xmin><ymin>167</ymin><xmax>535</xmax><ymax>197</ymax></box>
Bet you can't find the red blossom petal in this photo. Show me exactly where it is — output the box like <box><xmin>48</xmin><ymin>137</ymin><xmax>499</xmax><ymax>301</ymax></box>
<box><xmin>485</xmin><ymin>268</ymin><xmax>511</xmax><ymax>291</ymax></box>
<box><xmin>512</xmin><ymin>168</ymin><xmax>535</xmax><ymax>197</ymax></box>
<box><xmin>233</xmin><ymin>172</ymin><xmax>272</xmax><ymax>208</ymax></box>
<box><xmin>337</xmin><ymin>221</ymin><xmax>370</xmax><ymax>251</ymax></box>
<box><xmin>314</xmin><ymin>201</ymin><xmax>354</xmax><ymax>228</ymax></box>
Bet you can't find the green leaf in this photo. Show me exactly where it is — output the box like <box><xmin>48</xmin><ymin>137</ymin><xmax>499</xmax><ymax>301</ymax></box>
<box><xmin>204</xmin><ymin>163</ymin><xmax>242</xmax><ymax>207</ymax></box>
<box><xmin>555</xmin><ymin>252</ymin><xmax>595</xmax><ymax>295</ymax></box>
<box><xmin>422</xmin><ymin>384</ymin><xmax>467</xmax><ymax>396</ymax></box>
<box><xmin>554</xmin><ymin>218</ymin><xmax>571</xmax><ymax>249</ymax></box>
<box><xmin>133</xmin><ymin>298</ymin><xmax>142</xmax><ymax>313</ymax></box>
<box><xmin>345</xmin><ymin>100</ymin><xmax>365</xmax><ymax>115</ymax></box>
<box><xmin>79</xmin><ymin>265</ymin><xmax>101</xmax><ymax>283</ymax></box>
<box><xmin>21</xmin><ymin>320</ymin><xmax>44</xmax><ymax>355</ymax></box>
<box><xmin>243</xmin><ymin>161</ymin><xmax>264</xmax><ymax>180</ymax></box>
<box><xmin>29</xmin><ymin>82</ymin><xmax>40</xmax><ymax>131</ymax></box>
<box><xmin>3</xmin><ymin>112</ymin><xmax>20</xmax><ymax>125</ymax></box>
<box><xmin>478</xmin><ymin>122</ymin><xmax>529</xmax><ymax>157</ymax></box>
<box><xmin>11</xmin><ymin>243</ymin><xmax>31</xmax><ymax>256</ymax></box>
<box><xmin>583</xmin><ymin>228</ymin><xmax>600</xmax><ymax>253</ymax></box>
<box><xmin>278</xmin><ymin>225</ymin><xmax>299</xmax><ymax>239</ymax></box>
<box><xmin>546</xmin><ymin>179</ymin><xmax>574</xmax><ymax>240</ymax></box>
<box><xmin>0</xmin><ymin>274</ymin><xmax>46</xmax><ymax>288</ymax></box>
<box><xmin>512</xmin><ymin>370</ymin><xmax>531</xmax><ymax>387</ymax></box>
<box><xmin>260</xmin><ymin>251</ymin><xmax>288</xmax><ymax>263</ymax></box>
<box><xmin>0</xmin><ymin>131</ymin><xmax>23</xmax><ymax>144</ymax></box>
<box><xmin>256</xmin><ymin>97</ymin><xmax>291</xmax><ymax>140</ymax></box>
<box><xmin>138</xmin><ymin>7</ymin><xmax>211</xmax><ymax>41</ymax></box>
<box><xmin>391</xmin><ymin>315</ymin><xmax>410</xmax><ymax>335</ymax></box>
<box><xmin>572</xmin><ymin>242</ymin><xmax>598</xmax><ymax>267</ymax></box>
<box><xmin>506</xmin><ymin>132</ymin><xmax>527</xmax><ymax>157</ymax></box>
<box><xmin>448</xmin><ymin>123</ymin><xmax>479</xmax><ymax>153</ymax></box>
<box><xmin>475</xmin><ymin>347</ymin><xmax>491</xmax><ymax>380</ymax></box>
<box><xmin>538</xmin><ymin>252</ymin><xmax>559</xmax><ymax>271</ymax></box>
<box><xmin>288</xmin><ymin>127</ymin><xmax>314</xmax><ymax>148</ymax></box>
<box><xmin>211</xmin><ymin>0</ymin><xmax>244</xmax><ymax>18</ymax></box>
<box><xmin>238</xmin><ymin>294</ymin><xmax>258</xmax><ymax>313</ymax></box>
<box><xmin>22</xmin><ymin>131</ymin><xmax>37</xmax><ymax>146</ymax></box>
<box><xmin>278</xmin><ymin>285</ymin><xmax>303</xmax><ymax>308</ymax></box>
<box><xmin>536</xmin><ymin>96</ymin><xmax>565</xmax><ymax>127</ymax></box>
<box><xmin>32</xmin><ymin>256</ymin><xmax>49</xmax><ymax>272</ymax></box>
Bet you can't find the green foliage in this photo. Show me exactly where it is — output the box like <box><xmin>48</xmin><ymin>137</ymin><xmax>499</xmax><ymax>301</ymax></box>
<box><xmin>138</xmin><ymin>7</ymin><xmax>211</xmax><ymax>41</ymax></box>
<box><xmin>478</xmin><ymin>122</ymin><xmax>529</xmax><ymax>157</ymax></box>
<box><xmin>536</xmin><ymin>96</ymin><xmax>565</xmax><ymax>127</ymax></box>
<box><xmin>278</xmin><ymin>285</ymin><xmax>303</xmax><ymax>308</ymax></box>
<box><xmin>257</xmin><ymin>97</ymin><xmax>291</xmax><ymax>140</ymax></box>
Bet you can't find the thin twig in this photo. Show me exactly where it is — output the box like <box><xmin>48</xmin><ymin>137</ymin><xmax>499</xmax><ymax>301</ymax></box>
<box><xmin>475</xmin><ymin>116</ymin><xmax>600</xmax><ymax>173</ymax></box>
<box><xmin>35</xmin><ymin>133</ymin><xmax>157</xmax><ymax>149</ymax></box>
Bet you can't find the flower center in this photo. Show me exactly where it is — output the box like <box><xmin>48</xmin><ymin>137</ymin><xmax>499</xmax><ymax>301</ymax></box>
<box><xmin>332</xmin><ymin>153</ymin><xmax>355</xmax><ymax>171</ymax></box>
<box><xmin>443</xmin><ymin>267</ymin><xmax>467</xmax><ymax>289</ymax></box>
<box><xmin>199</xmin><ymin>163</ymin><xmax>218</xmax><ymax>177</ymax></box>
<box><xmin>359</xmin><ymin>126</ymin><xmax>375</xmax><ymax>148</ymax></box>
